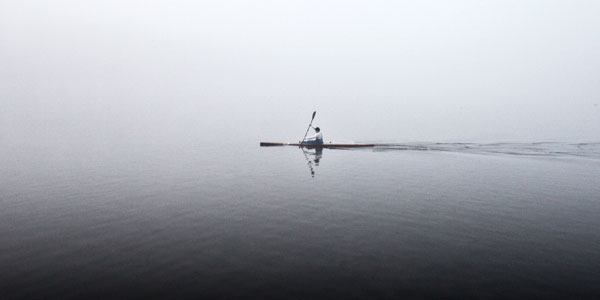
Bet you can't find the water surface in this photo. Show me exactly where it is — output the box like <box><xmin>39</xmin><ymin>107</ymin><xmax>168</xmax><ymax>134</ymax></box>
<box><xmin>1</xmin><ymin>140</ymin><xmax>599</xmax><ymax>299</ymax></box>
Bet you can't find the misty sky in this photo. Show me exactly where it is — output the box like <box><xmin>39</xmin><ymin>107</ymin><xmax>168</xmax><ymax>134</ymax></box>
<box><xmin>1</xmin><ymin>0</ymin><xmax>599</xmax><ymax>143</ymax></box>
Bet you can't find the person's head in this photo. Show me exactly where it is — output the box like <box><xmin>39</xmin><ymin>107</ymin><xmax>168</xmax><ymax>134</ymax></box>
<box><xmin>315</xmin><ymin>127</ymin><xmax>320</xmax><ymax>132</ymax></box>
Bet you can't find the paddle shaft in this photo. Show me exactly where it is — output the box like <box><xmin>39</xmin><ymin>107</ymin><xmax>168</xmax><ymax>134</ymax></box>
<box><xmin>301</xmin><ymin>111</ymin><xmax>317</xmax><ymax>145</ymax></box>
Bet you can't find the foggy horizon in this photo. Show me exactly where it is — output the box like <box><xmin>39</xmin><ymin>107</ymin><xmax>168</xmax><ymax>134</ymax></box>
<box><xmin>2</xmin><ymin>1</ymin><xmax>599</xmax><ymax>144</ymax></box>
<box><xmin>3</xmin><ymin>2</ymin><xmax>600</xmax><ymax>299</ymax></box>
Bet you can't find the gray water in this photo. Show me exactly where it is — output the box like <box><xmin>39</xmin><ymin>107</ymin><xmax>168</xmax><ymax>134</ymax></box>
<box><xmin>1</xmin><ymin>139</ymin><xmax>600</xmax><ymax>299</ymax></box>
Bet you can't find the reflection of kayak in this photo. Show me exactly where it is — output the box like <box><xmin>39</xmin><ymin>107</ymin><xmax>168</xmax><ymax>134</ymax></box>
<box><xmin>260</xmin><ymin>142</ymin><xmax>375</xmax><ymax>148</ymax></box>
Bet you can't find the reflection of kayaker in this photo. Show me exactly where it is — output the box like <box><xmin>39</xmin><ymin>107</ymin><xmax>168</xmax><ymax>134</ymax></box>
<box><xmin>311</xmin><ymin>147</ymin><xmax>323</xmax><ymax>165</ymax></box>
<box><xmin>301</xmin><ymin>126</ymin><xmax>323</xmax><ymax>145</ymax></box>
<box><xmin>302</xmin><ymin>147</ymin><xmax>323</xmax><ymax>177</ymax></box>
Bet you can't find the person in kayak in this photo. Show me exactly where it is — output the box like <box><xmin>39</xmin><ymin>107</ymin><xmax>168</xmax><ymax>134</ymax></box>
<box><xmin>301</xmin><ymin>126</ymin><xmax>323</xmax><ymax>145</ymax></box>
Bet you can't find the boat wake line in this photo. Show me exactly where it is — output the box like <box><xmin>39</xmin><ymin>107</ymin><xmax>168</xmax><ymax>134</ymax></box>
<box><xmin>370</xmin><ymin>142</ymin><xmax>600</xmax><ymax>159</ymax></box>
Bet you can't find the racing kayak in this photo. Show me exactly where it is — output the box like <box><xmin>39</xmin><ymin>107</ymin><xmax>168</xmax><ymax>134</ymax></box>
<box><xmin>260</xmin><ymin>142</ymin><xmax>375</xmax><ymax>148</ymax></box>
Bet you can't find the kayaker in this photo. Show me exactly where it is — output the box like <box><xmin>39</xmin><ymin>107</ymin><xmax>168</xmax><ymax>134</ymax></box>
<box><xmin>301</xmin><ymin>126</ymin><xmax>323</xmax><ymax>145</ymax></box>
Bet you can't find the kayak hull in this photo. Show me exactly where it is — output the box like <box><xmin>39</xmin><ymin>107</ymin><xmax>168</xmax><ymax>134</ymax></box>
<box><xmin>260</xmin><ymin>142</ymin><xmax>375</xmax><ymax>148</ymax></box>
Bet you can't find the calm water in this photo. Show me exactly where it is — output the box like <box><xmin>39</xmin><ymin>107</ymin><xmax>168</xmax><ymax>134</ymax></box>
<box><xmin>1</xmin><ymin>139</ymin><xmax>599</xmax><ymax>299</ymax></box>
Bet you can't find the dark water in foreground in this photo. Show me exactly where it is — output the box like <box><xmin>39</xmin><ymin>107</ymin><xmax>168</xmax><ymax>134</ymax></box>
<box><xmin>1</xmin><ymin>141</ymin><xmax>599</xmax><ymax>299</ymax></box>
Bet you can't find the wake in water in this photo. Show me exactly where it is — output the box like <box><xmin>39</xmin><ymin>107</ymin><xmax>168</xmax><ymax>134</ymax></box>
<box><xmin>370</xmin><ymin>142</ymin><xmax>600</xmax><ymax>159</ymax></box>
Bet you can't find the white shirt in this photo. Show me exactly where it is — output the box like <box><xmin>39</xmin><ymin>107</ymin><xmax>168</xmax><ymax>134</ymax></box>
<box><xmin>305</xmin><ymin>132</ymin><xmax>323</xmax><ymax>140</ymax></box>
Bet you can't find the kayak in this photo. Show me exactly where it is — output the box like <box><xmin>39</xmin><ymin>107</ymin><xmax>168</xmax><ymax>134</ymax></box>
<box><xmin>260</xmin><ymin>142</ymin><xmax>375</xmax><ymax>148</ymax></box>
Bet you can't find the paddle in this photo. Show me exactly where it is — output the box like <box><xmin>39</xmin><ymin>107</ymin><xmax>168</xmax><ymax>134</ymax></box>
<box><xmin>300</xmin><ymin>111</ymin><xmax>317</xmax><ymax>145</ymax></box>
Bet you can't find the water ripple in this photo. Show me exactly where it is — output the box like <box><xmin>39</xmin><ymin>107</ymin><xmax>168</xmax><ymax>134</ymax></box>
<box><xmin>371</xmin><ymin>142</ymin><xmax>600</xmax><ymax>159</ymax></box>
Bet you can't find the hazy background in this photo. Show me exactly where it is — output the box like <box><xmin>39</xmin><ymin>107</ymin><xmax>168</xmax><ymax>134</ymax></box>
<box><xmin>2</xmin><ymin>0</ymin><xmax>599</xmax><ymax>145</ymax></box>
<box><xmin>2</xmin><ymin>2</ymin><xmax>600</xmax><ymax>298</ymax></box>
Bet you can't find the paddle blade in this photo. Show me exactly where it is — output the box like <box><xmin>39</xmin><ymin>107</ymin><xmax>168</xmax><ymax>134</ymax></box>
<box><xmin>311</xmin><ymin>111</ymin><xmax>316</xmax><ymax>120</ymax></box>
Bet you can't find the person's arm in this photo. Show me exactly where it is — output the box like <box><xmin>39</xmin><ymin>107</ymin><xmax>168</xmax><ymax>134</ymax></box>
<box><xmin>303</xmin><ymin>134</ymin><xmax>317</xmax><ymax>141</ymax></box>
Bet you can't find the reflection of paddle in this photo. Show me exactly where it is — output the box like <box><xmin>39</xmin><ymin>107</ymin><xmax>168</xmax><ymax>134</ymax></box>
<box><xmin>300</xmin><ymin>111</ymin><xmax>317</xmax><ymax>146</ymax></box>
<box><xmin>301</xmin><ymin>148</ymin><xmax>315</xmax><ymax>178</ymax></box>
